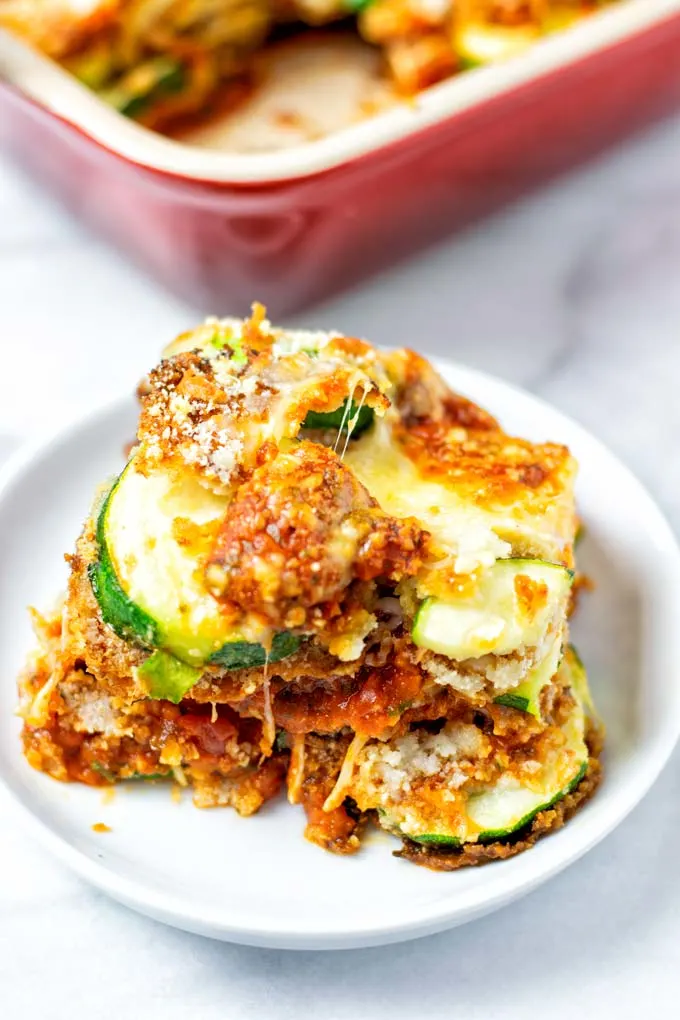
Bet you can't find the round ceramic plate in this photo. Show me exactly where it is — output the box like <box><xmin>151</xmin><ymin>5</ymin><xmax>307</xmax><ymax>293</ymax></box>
<box><xmin>1</xmin><ymin>361</ymin><xmax>679</xmax><ymax>950</ymax></box>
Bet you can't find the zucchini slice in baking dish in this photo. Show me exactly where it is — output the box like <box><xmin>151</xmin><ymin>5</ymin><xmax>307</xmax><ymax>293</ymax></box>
<box><xmin>455</xmin><ymin>23</ymin><xmax>540</xmax><ymax>69</ymax></box>
<box><xmin>99</xmin><ymin>57</ymin><xmax>186</xmax><ymax>119</ymax></box>
<box><xmin>355</xmin><ymin>649</ymin><xmax>591</xmax><ymax>847</ymax></box>
<box><xmin>412</xmin><ymin>558</ymin><xmax>573</xmax><ymax>660</ymax></box>
<box><xmin>89</xmin><ymin>458</ymin><xmax>300</xmax><ymax>677</ymax></box>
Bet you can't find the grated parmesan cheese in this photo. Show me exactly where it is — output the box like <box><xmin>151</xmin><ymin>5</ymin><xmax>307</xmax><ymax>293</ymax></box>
<box><xmin>354</xmin><ymin>723</ymin><xmax>485</xmax><ymax>802</ymax></box>
<box><xmin>184</xmin><ymin>421</ymin><xmax>244</xmax><ymax>486</ymax></box>
<box><xmin>270</xmin><ymin>328</ymin><xmax>337</xmax><ymax>358</ymax></box>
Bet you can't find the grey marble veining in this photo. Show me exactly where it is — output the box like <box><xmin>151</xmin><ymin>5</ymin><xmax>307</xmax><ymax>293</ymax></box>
<box><xmin>1</xmin><ymin>110</ymin><xmax>679</xmax><ymax>1020</ymax></box>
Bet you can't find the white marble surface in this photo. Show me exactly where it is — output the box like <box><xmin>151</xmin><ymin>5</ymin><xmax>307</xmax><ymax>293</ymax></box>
<box><xmin>2</xmin><ymin>112</ymin><xmax>680</xmax><ymax>1017</ymax></box>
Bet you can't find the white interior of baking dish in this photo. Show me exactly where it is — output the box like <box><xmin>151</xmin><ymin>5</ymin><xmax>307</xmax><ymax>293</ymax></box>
<box><xmin>0</xmin><ymin>0</ymin><xmax>678</xmax><ymax>182</ymax></box>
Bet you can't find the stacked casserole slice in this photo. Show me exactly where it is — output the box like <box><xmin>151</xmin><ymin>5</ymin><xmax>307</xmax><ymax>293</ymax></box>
<box><xmin>20</xmin><ymin>309</ymin><xmax>601</xmax><ymax>868</ymax></box>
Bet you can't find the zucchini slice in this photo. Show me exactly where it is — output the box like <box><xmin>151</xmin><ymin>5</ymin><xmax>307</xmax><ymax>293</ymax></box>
<box><xmin>63</xmin><ymin>44</ymin><xmax>116</xmax><ymax>90</ymax></box>
<box><xmin>92</xmin><ymin>762</ymin><xmax>171</xmax><ymax>782</ymax></box>
<box><xmin>137</xmin><ymin>650</ymin><xmax>202</xmax><ymax>704</ymax></box>
<box><xmin>303</xmin><ymin>399</ymin><xmax>374</xmax><ymax>436</ymax></box>
<box><xmin>412</xmin><ymin>559</ymin><xmax>573</xmax><ymax>660</ymax></box>
<box><xmin>358</xmin><ymin>651</ymin><xmax>591</xmax><ymax>846</ymax></box>
<box><xmin>88</xmin><ymin>490</ymin><xmax>158</xmax><ymax>650</ymax></box>
<box><xmin>494</xmin><ymin>633</ymin><xmax>563</xmax><ymax>718</ymax></box>
<box><xmin>99</xmin><ymin>56</ymin><xmax>185</xmax><ymax>119</ymax></box>
<box><xmin>410</xmin><ymin>833</ymin><xmax>461</xmax><ymax>848</ymax></box>
<box><xmin>210</xmin><ymin>631</ymin><xmax>300</xmax><ymax>669</ymax></box>
<box><xmin>564</xmin><ymin>643</ymin><xmax>597</xmax><ymax>718</ymax></box>
<box><xmin>90</xmin><ymin>460</ymin><xmax>300</xmax><ymax>670</ymax></box>
<box><xmin>468</xmin><ymin>761</ymin><xmax>587</xmax><ymax>842</ymax></box>
<box><xmin>375</xmin><ymin>810</ymin><xmax>463</xmax><ymax>848</ymax></box>
<box><xmin>455</xmin><ymin>23</ymin><xmax>540</xmax><ymax>68</ymax></box>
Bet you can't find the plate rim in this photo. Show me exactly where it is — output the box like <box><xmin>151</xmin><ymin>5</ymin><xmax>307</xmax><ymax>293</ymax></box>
<box><xmin>1</xmin><ymin>360</ymin><xmax>679</xmax><ymax>950</ymax></box>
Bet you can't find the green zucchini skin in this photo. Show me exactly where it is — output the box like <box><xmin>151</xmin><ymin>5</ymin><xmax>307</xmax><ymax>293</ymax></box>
<box><xmin>127</xmin><ymin>772</ymin><xmax>172</xmax><ymax>781</ymax></box>
<box><xmin>410</xmin><ymin>833</ymin><xmax>462</xmax><ymax>847</ymax></box>
<box><xmin>494</xmin><ymin>692</ymin><xmax>531</xmax><ymax>712</ymax></box>
<box><xmin>209</xmin><ymin>631</ymin><xmax>301</xmax><ymax>669</ymax></box>
<box><xmin>91</xmin><ymin>762</ymin><xmax>116</xmax><ymax>782</ymax></box>
<box><xmin>64</xmin><ymin>46</ymin><xmax>115</xmax><ymax>90</ymax></box>
<box><xmin>492</xmin><ymin>635</ymin><xmax>563</xmax><ymax>718</ymax></box>
<box><xmin>88</xmin><ymin>482</ymin><xmax>158</xmax><ymax>650</ymax></box>
<box><xmin>303</xmin><ymin>400</ymin><xmax>374</xmax><ymax>436</ymax></box>
<box><xmin>138</xmin><ymin>650</ymin><xmax>201</xmax><ymax>704</ymax></box>
<box><xmin>477</xmin><ymin>761</ymin><xmax>588</xmax><ymax>842</ymax></box>
<box><xmin>100</xmin><ymin>57</ymin><xmax>185</xmax><ymax>119</ymax></box>
<box><xmin>412</xmin><ymin>559</ymin><xmax>573</xmax><ymax>661</ymax></box>
<box><xmin>400</xmin><ymin>761</ymin><xmax>589</xmax><ymax>849</ymax></box>
<box><xmin>89</xmin><ymin>478</ymin><xmax>302</xmax><ymax>675</ymax></box>
<box><xmin>92</xmin><ymin>762</ymin><xmax>170</xmax><ymax>782</ymax></box>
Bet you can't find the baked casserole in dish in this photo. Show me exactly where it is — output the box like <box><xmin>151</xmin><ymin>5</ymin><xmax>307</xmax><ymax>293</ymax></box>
<box><xmin>0</xmin><ymin>0</ymin><xmax>613</xmax><ymax>132</ymax></box>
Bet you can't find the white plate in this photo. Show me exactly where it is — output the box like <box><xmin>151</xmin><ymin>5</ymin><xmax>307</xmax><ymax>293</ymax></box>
<box><xmin>1</xmin><ymin>362</ymin><xmax>679</xmax><ymax>950</ymax></box>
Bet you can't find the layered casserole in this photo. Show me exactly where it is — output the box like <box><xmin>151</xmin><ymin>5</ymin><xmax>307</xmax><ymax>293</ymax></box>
<box><xmin>20</xmin><ymin>308</ymin><xmax>601</xmax><ymax>867</ymax></box>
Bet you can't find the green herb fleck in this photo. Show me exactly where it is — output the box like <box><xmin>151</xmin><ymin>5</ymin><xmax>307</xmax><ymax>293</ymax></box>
<box><xmin>209</xmin><ymin>329</ymin><xmax>248</xmax><ymax>367</ymax></box>
<box><xmin>274</xmin><ymin>731</ymin><xmax>290</xmax><ymax>753</ymax></box>
<box><xmin>92</xmin><ymin>762</ymin><xmax>116</xmax><ymax>783</ymax></box>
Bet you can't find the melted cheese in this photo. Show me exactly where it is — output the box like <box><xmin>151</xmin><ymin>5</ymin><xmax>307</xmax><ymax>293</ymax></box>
<box><xmin>345</xmin><ymin>421</ymin><xmax>511</xmax><ymax>575</ymax></box>
<box><xmin>323</xmin><ymin>732</ymin><xmax>369</xmax><ymax>812</ymax></box>
<box><xmin>345</xmin><ymin>420</ymin><xmax>576</xmax><ymax>576</ymax></box>
<box><xmin>107</xmin><ymin>459</ymin><xmax>232</xmax><ymax>662</ymax></box>
<box><xmin>287</xmin><ymin>735</ymin><xmax>307</xmax><ymax>805</ymax></box>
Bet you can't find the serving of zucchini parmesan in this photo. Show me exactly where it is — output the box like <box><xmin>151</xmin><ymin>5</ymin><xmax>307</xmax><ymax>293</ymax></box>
<box><xmin>19</xmin><ymin>306</ymin><xmax>601</xmax><ymax>869</ymax></box>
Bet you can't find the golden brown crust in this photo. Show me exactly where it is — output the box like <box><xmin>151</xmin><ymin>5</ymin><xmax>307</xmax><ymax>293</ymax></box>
<box><xmin>136</xmin><ymin>330</ymin><xmax>390</xmax><ymax>492</ymax></box>
<box><xmin>383</xmin><ymin>348</ymin><xmax>499</xmax><ymax>429</ymax></box>
<box><xmin>206</xmin><ymin>440</ymin><xmax>426</xmax><ymax>632</ymax></box>
<box><xmin>64</xmin><ymin>523</ymin><xmax>147</xmax><ymax>683</ymax></box>
<box><xmin>397</xmin><ymin>418</ymin><xmax>574</xmax><ymax>513</ymax></box>
<box><xmin>394</xmin><ymin>723</ymin><xmax>603</xmax><ymax>870</ymax></box>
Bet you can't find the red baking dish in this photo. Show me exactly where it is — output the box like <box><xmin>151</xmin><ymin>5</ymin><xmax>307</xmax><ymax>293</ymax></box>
<box><xmin>2</xmin><ymin>1</ymin><xmax>680</xmax><ymax>315</ymax></box>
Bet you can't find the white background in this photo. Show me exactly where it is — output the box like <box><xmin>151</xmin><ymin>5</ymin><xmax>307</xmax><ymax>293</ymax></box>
<box><xmin>2</xmin><ymin>107</ymin><xmax>680</xmax><ymax>1016</ymax></box>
